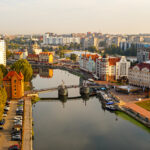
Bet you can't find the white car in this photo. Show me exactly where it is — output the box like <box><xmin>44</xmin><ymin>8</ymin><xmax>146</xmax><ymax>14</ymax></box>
<box><xmin>14</xmin><ymin>116</ymin><xmax>22</xmax><ymax>120</ymax></box>
<box><xmin>4</xmin><ymin>106</ymin><xmax>10</xmax><ymax>111</ymax></box>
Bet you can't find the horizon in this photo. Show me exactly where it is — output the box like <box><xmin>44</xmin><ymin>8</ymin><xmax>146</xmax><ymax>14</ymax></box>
<box><xmin>0</xmin><ymin>0</ymin><xmax>150</xmax><ymax>34</ymax></box>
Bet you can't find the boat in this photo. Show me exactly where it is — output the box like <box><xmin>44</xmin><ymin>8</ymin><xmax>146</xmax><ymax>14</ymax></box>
<box><xmin>105</xmin><ymin>105</ymin><xmax>117</xmax><ymax>111</ymax></box>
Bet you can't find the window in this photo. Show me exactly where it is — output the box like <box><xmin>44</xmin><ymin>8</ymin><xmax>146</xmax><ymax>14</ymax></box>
<box><xmin>14</xmin><ymin>80</ymin><xmax>16</xmax><ymax>83</ymax></box>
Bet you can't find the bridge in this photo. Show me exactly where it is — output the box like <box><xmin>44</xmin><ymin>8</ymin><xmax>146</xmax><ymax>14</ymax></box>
<box><xmin>32</xmin><ymin>84</ymin><xmax>104</xmax><ymax>94</ymax></box>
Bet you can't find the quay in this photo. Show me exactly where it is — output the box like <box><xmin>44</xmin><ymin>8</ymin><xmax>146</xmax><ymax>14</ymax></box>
<box><xmin>21</xmin><ymin>97</ymin><xmax>32</xmax><ymax>150</ymax></box>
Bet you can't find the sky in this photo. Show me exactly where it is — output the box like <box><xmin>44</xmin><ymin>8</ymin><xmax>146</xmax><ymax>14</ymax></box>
<box><xmin>0</xmin><ymin>0</ymin><xmax>150</xmax><ymax>34</ymax></box>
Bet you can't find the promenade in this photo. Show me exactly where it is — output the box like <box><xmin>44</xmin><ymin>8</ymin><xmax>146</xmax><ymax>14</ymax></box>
<box><xmin>21</xmin><ymin>97</ymin><xmax>32</xmax><ymax>150</ymax></box>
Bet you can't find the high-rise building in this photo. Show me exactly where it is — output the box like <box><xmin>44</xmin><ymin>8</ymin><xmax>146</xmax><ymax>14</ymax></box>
<box><xmin>0</xmin><ymin>39</ymin><xmax>6</xmax><ymax>66</ymax></box>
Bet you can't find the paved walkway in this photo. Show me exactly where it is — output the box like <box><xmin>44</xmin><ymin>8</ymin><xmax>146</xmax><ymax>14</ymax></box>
<box><xmin>124</xmin><ymin>101</ymin><xmax>150</xmax><ymax>120</ymax></box>
<box><xmin>21</xmin><ymin>97</ymin><xmax>32</xmax><ymax>150</ymax></box>
<box><xmin>0</xmin><ymin>101</ymin><xmax>20</xmax><ymax>150</ymax></box>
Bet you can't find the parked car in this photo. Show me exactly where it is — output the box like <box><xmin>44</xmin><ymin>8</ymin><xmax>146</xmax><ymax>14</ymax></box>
<box><xmin>16</xmin><ymin>110</ymin><xmax>23</xmax><ymax>115</ymax></box>
<box><xmin>8</xmin><ymin>144</ymin><xmax>20</xmax><ymax>150</ymax></box>
<box><xmin>4</xmin><ymin>106</ymin><xmax>10</xmax><ymax>111</ymax></box>
<box><xmin>14</xmin><ymin>116</ymin><xmax>22</xmax><ymax>121</ymax></box>
<box><xmin>0</xmin><ymin>119</ymin><xmax>5</xmax><ymax>125</ymax></box>
<box><xmin>0</xmin><ymin>125</ymin><xmax>4</xmax><ymax>130</ymax></box>
<box><xmin>11</xmin><ymin>134</ymin><xmax>21</xmax><ymax>141</ymax></box>
<box><xmin>6</xmin><ymin>101</ymin><xmax>11</xmax><ymax>105</ymax></box>
<box><xmin>2</xmin><ymin>111</ymin><xmax>7</xmax><ymax>117</ymax></box>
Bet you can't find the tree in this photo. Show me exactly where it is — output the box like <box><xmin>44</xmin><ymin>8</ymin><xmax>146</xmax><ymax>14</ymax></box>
<box><xmin>11</xmin><ymin>59</ymin><xmax>33</xmax><ymax>82</ymax></box>
<box><xmin>0</xmin><ymin>65</ymin><xmax>8</xmax><ymax>77</ymax></box>
<box><xmin>88</xmin><ymin>46</ymin><xmax>97</xmax><ymax>52</ymax></box>
<box><xmin>6</xmin><ymin>50</ymin><xmax>13</xmax><ymax>59</ymax></box>
<box><xmin>0</xmin><ymin>69</ymin><xmax>3</xmax><ymax>86</ymax></box>
<box><xmin>70</xmin><ymin>54</ymin><xmax>77</xmax><ymax>61</ymax></box>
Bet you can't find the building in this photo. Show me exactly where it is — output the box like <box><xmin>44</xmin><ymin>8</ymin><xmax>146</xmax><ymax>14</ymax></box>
<box><xmin>43</xmin><ymin>33</ymin><xmax>80</xmax><ymax>45</ymax></box>
<box><xmin>81</xmin><ymin>37</ymin><xmax>99</xmax><ymax>50</ymax></box>
<box><xmin>27</xmin><ymin>54</ymin><xmax>39</xmax><ymax>62</ymax></box>
<box><xmin>79</xmin><ymin>53</ymin><xmax>100</xmax><ymax>73</ymax></box>
<box><xmin>21</xmin><ymin>49</ymin><xmax>28</xmax><ymax>59</ymax></box>
<box><xmin>14</xmin><ymin>52</ymin><xmax>23</xmax><ymax>60</ymax></box>
<box><xmin>128</xmin><ymin>61</ymin><xmax>150</xmax><ymax>88</ymax></box>
<box><xmin>3</xmin><ymin>71</ymin><xmax>24</xmax><ymax>99</ymax></box>
<box><xmin>32</xmin><ymin>42</ymin><xmax>42</xmax><ymax>55</ymax></box>
<box><xmin>96</xmin><ymin>56</ymin><xmax>121</xmax><ymax>81</ymax></box>
<box><xmin>116</xmin><ymin>56</ymin><xmax>131</xmax><ymax>80</ymax></box>
<box><xmin>137</xmin><ymin>47</ymin><xmax>150</xmax><ymax>63</ymax></box>
<box><xmin>39</xmin><ymin>52</ymin><xmax>53</xmax><ymax>64</ymax></box>
<box><xmin>0</xmin><ymin>39</ymin><xmax>6</xmax><ymax>66</ymax></box>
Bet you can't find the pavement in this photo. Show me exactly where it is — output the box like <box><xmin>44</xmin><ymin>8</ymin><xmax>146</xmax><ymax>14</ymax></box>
<box><xmin>0</xmin><ymin>101</ymin><xmax>20</xmax><ymax>150</ymax></box>
<box><xmin>21</xmin><ymin>97</ymin><xmax>32</xmax><ymax>150</ymax></box>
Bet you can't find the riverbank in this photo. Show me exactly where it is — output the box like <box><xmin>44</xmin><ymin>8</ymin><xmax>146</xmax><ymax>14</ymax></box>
<box><xmin>21</xmin><ymin>97</ymin><xmax>32</xmax><ymax>150</ymax></box>
<box><xmin>95</xmin><ymin>80</ymin><xmax>150</xmax><ymax>128</ymax></box>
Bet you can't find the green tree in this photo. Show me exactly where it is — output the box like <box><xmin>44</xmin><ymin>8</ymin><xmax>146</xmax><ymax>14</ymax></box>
<box><xmin>11</xmin><ymin>59</ymin><xmax>33</xmax><ymax>82</ymax></box>
<box><xmin>88</xmin><ymin>46</ymin><xmax>97</xmax><ymax>52</ymax></box>
<box><xmin>0</xmin><ymin>87</ymin><xmax>7</xmax><ymax>120</ymax></box>
<box><xmin>70</xmin><ymin>54</ymin><xmax>77</xmax><ymax>61</ymax></box>
<box><xmin>0</xmin><ymin>65</ymin><xmax>8</xmax><ymax>77</ymax></box>
<box><xmin>0</xmin><ymin>69</ymin><xmax>3</xmax><ymax>86</ymax></box>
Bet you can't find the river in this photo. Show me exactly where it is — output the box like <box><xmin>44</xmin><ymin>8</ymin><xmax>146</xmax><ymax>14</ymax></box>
<box><xmin>32</xmin><ymin>69</ymin><xmax>150</xmax><ymax>150</ymax></box>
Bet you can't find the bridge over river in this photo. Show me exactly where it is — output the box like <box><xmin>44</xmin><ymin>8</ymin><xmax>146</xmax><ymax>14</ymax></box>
<box><xmin>32</xmin><ymin>84</ymin><xmax>104</xmax><ymax>94</ymax></box>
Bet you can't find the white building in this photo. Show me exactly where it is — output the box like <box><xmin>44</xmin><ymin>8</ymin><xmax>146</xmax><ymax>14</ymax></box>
<box><xmin>43</xmin><ymin>33</ymin><xmax>80</xmax><ymax>45</ymax></box>
<box><xmin>128</xmin><ymin>61</ymin><xmax>150</xmax><ymax>88</ymax></box>
<box><xmin>116</xmin><ymin>56</ymin><xmax>131</xmax><ymax>80</ymax></box>
<box><xmin>137</xmin><ymin>47</ymin><xmax>150</xmax><ymax>63</ymax></box>
<box><xmin>0</xmin><ymin>39</ymin><xmax>6</xmax><ymax>66</ymax></box>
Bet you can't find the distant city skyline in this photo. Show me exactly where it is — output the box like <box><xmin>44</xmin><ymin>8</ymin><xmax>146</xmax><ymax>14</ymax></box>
<box><xmin>0</xmin><ymin>0</ymin><xmax>150</xmax><ymax>34</ymax></box>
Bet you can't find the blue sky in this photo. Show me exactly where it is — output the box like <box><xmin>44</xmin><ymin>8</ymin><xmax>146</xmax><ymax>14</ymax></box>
<box><xmin>0</xmin><ymin>0</ymin><xmax>150</xmax><ymax>34</ymax></box>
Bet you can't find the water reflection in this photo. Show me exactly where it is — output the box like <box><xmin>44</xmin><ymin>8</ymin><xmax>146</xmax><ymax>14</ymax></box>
<box><xmin>32</xmin><ymin>69</ymin><xmax>150</xmax><ymax>150</ymax></box>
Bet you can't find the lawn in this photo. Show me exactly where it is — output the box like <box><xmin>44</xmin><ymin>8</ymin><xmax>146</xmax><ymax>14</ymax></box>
<box><xmin>136</xmin><ymin>100</ymin><xmax>150</xmax><ymax>111</ymax></box>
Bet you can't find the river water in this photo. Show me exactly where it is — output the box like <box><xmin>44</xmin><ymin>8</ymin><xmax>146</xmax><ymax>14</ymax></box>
<box><xmin>32</xmin><ymin>69</ymin><xmax>150</xmax><ymax>150</ymax></box>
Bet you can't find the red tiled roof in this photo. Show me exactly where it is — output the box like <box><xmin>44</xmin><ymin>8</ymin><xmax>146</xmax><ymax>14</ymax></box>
<box><xmin>109</xmin><ymin>57</ymin><xmax>120</xmax><ymax>66</ymax></box>
<box><xmin>14</xmin><ymin>52</ymin><xmax>23</xmax><ymax>55</ymax></box>
<box><xmin>39</xmin><ymin>52</ymin><xmax>53</xmax><ymax>56</ymax></box>
<box><xmin>27</xmin><ymin>54</ymin><xmax>39</xmax><ymax>58</ymax></box>
<box><xmin>131</xmin><ymin>63</ymin><xmax>150</xmax><ymax>71</ymax></box>
<box><xmin>82</xmin><ymin>54</ymin><xmax>100</xmax><ymax>62</ymax></box>
<box><xmin>3</xmin><ymin>71</ymin><xmax>24</xmax><ymax>81</ymax></box>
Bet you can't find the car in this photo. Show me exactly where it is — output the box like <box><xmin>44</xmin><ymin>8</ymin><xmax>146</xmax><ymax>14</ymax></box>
<box><xmin>4</xmin><ymin>106</ymin><xmax>10</xmax><ymax>111</ymax></box>
<box><xmin>0</xmin><ymin>119</ymin><xmax>5</xmax><ymax>125</ymax></box>
<box><xmin>14</xmin><ymin>116</ymin><xmax>22</xmax><ymax>120</ymax></box>
<box><xmin>6</xmin><ymin>101</ymin><xmax>11</xmax><ymax>105</ymax></box>
<box><xmin>14</xmin><ymin>120</ymin><xmax>22</xmax><ymax>124</ymax></box>
<box><xmin>8</xmin><ymin>144</ymin><xmax>20</xmax><ymax>150</ymax></box>
<box><xmin>2</xmin><ymin>111</ymin><xmax>7</xmax><ymax>117</ymax></box>
<box><xmin>0</xmin><ymin>125</ymin><xmax>4</xmax><ymax>130</ymax></box>
<box><xmin>11</xmin><ymin>134</ymin><xmax>21</xmax><ymax>141</ymax></box>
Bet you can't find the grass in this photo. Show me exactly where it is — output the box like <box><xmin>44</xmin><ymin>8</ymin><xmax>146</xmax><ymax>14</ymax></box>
<box><xmin>116</xmin><ymin>111</ymin><xmax>150</xmax><ymax>133</ymax></box>
<box><xmin>136</xmin><ymin>100</ymin><xmax>150</xmax><ymax>111</ymax></box>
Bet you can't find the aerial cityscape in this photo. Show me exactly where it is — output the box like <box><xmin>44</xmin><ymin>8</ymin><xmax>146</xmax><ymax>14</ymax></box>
<box><xmin>0</xmin><ymin>0</ymin><xmax>150</xmax><ymax>150</ymax></box>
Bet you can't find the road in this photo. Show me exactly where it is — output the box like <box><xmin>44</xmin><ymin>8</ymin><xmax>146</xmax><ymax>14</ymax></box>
<box><xmin>0</xmin><ymin>101</ymin><xmax>20</xmax><ymax>150</ymax></box>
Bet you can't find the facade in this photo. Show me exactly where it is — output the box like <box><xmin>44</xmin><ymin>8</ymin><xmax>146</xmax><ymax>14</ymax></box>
<box><xmin>43</xmin><ymin>33</ymin><xmax>80</xmax><ymax>45</ymax></box>
<box><xmin>137</xmin><ymin>47</ymin><xmax>150</xmax><ymax>63</ymax></box>
<box><xmin>27</xmin><ymin>54</ymin><xmax>39</xmax><ymax>62</ymax></box>
<box><xmin>3</xmin><ymin>71</ymin><xmax>24</xmax><ymax>99</ymax></box>
<box><xmin>81</xmin><ymin>37</ymin><xmax>99</xmax><ymax>50</ymax></box>
<box><xmin>96</xmin><ymin>56</ymin><xmax>122</xmax><ymax>81</ymax></box>
<box><xmin>0</xmin><ymin>39</ymin><xmax>6</xmax><ymax>66</ymax></box>
<box><xmin>128</xmin><ymin>62</ymin><xmax>150</xmax><ymax>88</ymax></box>
<box><xmin>96</xmin><ymin>56</ymin><xmax>109</xmax><ymax>81</ymax></box>
<box><xmin>79</xmin><ymin>53</ymin><xmax>100</xmax><ymax>73</ymax></box>
<box><xmin>116</xmin><ymin>56</ymin><xmax>131</xmax><ymax>80</ymax></box>
<box><xmin>14</xmin><ymin>52</ymin><xmax>23</xmax><ymax>60</ymax></box>
<box><xmin>39</xmin><ymin>52</ymin><xmax>53</xmax><ymax>64</ymax></box>
<box><xmin>32</xmin><ymin>42</ymin><xmax>42</xmax><ymax>55</ymax></box>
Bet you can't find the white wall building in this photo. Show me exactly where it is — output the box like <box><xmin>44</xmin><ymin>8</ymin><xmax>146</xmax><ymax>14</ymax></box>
<box><xmin>0</xmin><ymin>39</ymin><xmax>6</xmax><ymax>66</ymax></box>
<box><xmin>128</xmin><ymin>61</ymin><xmax>150</xmax><ymax>88</ymax></box>
<box><xmin>116</xmin><ymin>56</ymin><xmax>131</xmax><ymax>80</ymax></box>
<box><xmin>43</xmin><ymin>33</ymin><xmax>80</xmax><ymax>45</ymax></box>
